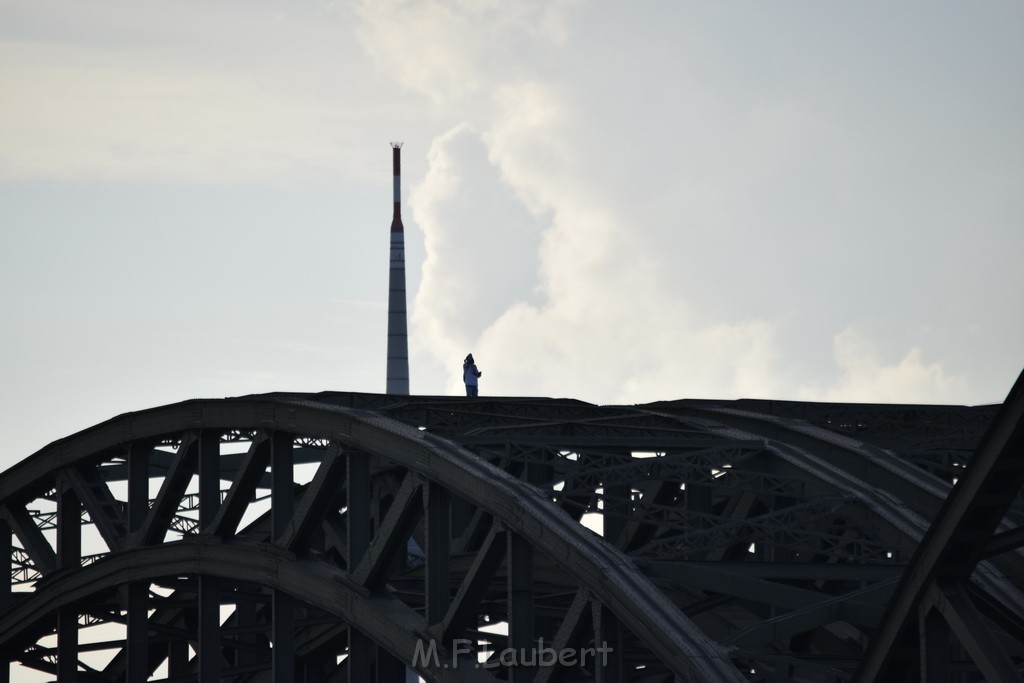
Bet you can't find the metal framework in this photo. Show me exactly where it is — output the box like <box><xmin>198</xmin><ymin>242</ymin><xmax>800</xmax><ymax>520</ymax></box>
<box><xmin>0</xmin><ymin>375</ymin><xmax>1022</xmax><ymax>682</ymax></box>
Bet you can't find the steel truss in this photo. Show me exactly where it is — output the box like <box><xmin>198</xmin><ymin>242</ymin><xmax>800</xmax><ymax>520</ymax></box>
<box><xmin>0</xmin><ymin>378</ymin><xmax>1020</xmax><ymax>682</ymax></box>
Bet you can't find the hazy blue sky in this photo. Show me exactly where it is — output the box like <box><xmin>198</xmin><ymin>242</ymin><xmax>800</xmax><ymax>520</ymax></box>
<box><xmin>3</xmin><ymin>0</ymin><xmax>1023</xmax><ymax>466</ymax></box>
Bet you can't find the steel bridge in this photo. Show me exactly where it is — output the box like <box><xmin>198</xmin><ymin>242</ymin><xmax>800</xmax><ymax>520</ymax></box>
<box><xmin>1</xmin><ymin>372</ymin><xmax>1023</xmax><ymax>682</ymax></box>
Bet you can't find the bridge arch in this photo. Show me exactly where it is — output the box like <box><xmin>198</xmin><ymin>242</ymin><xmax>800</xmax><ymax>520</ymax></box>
<box><xmin>0</xmin><ymin>396</ymin><xmax>740</xmax><ymax>682</ymax></box>
<box><xmin>1</xmin><ymin>388</ymin><xmax>1020</xmax><ymax>681</ymax></box>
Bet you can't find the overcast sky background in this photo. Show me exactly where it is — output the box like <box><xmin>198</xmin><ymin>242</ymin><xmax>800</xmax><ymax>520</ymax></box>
<box><xmin>2</xmin><ymin>0</ymin><xmax>1023</xmax><ymax>467</ymax></box>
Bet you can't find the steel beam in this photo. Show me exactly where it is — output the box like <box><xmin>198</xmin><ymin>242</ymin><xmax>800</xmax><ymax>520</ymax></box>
<box><xmin>132</xmin><ymin>431</ymin><xmax>199</xmax><ymax>546</ymax></box>
<box><xmin>534</xmin><ymin>588</ymin><xmax>591</xmax><ymax>683</ymax></box>
<box><xmin>271</xmin><ymin>431</ymin><xmax>293</xmax><ymax>543</ymax></box>
<box><xmin>918</xmin><ymin>603</ymin><xmax>950</xmax><ymax>683</ymax></box>
<box><xmin>199</xmin><ymin>429</ymin><xmax>221</xmax><ymax>530</ymax></box>
<box><xmin>199</xmin><ymin>576</ymin><xmax>221</xmax><ymax>682</ymax></box>
<box><xmin>508</xmin><ymin>531</ymin><xmax>534</xmax><ymax>683</ymax></box>
<box><xmin>209</xmin><ymin>433</ymin><xmax>271</xmax><ymax>537</ymax></box>
<box><xmin>273</xmin><ymin>589</ymin><xmax>294</xmax><ymax>683</ymax></box>
<box><xmin>8</xmin><ymin>397</ymin><xmax>743</xmax><ymax>681</ymax></box>
<box><xmin>440</xmin><ymin>519</ymin><xmax>505</xmax><ymax>643</ymax></box>
<box><xmin>66</xmin><ymin>462</ymin><xmax>127</xmax><ymax>552</ymax></box>
<box><xmin>169</xmin><ymin>637</ymin><xmax>189</xmax><ymax>679</ymax></box>
<box><xmin>0</xmin><ymin>541</ymin><xmax>500</xmax><ymax>682</ymax></box>
<box><xmin>931</xmin><ymin>580</ymin><xmax>1020</xmax><ymax>682</ymax></box>
<box><xmin>726</xmin><ymin>578</ymin><xmax>898</xmax><ymax>649</ymax></box>
<box><xmin>983</xmin><ymin>524</ymin><xmax>1024</xmax><ymax>559</ymax></box>
<box><xmin>351</xmin><ymin>472</ymin><xmax>422</xmax><ymax>589</ymax></box>
<box><xmin>127</xmin><ymin>440</ymin><xmax>150</xmax><ymax>534</ymax></box>
<box><xmin>5</xmin><ymin>391</ymin><xmax>1010</xmax><ymax>681</ymax></box>
<box><xmin>856</xmin><ymin>369</ymin><xmax>1024</xmax><ymax>681</ymax></box>
<box><xmin>1</xmin><ymin>502</ymin><xmax>55</xmax><ymax>574</ymax></box>
<box><xmin>347</xmin><ymin>449</ymin><xmax>371</xmax><ymax>680</ymax></box>
<box><xmin>592</xmin><ymin>601</ymin><xmax>623</xmax><ymax>683</ymax></box>
<box><xmin>646</xmin><ymin>560</ymin><xmax>903</xmax><ymax>583</ymax></box>
<box><xmin>126</xmin><ymin>582</ymin><xmax>148</xmax><ymax>683</ymax></box>
<box><xmin>425</xmin><ymin>481</ymin><xmax>451</xmax><ymax>628</ymax></box>
<box><xmin>57</xmin><ymin>484</ymin><xmax>80</xmax><ymax>683</ymax></box>
<box><xmin>280</xmin><ymin>443</ymin><xmax>345</xmax><ymax>553</ymax></box>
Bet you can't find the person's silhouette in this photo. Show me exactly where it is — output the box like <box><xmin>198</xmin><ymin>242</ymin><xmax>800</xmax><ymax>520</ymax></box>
<box><xmin>463</xmin><ymin>354</ymin><xmax>482</xmax><ymax>397</ymax></box>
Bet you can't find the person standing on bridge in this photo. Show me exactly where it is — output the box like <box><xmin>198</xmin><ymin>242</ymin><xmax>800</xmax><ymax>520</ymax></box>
<box><xmin>463</xmin><ymin>354</ymin><xmax>482</xmax><ymax>397</ymax></box>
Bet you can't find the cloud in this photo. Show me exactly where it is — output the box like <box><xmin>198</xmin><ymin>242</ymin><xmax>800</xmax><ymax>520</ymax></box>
<box><xmin>799</xmin><ymin>327</ymin><xmax>966</xmax><ymax>404</ymax></box>
<box><xmin>407</xmin><ymin>81</ymin><xmax>781</xmax><ymax>401</ymax></box>
<box><xmin>408</xmin><ymin>79</ymin><xmax>965</xmax><ymax>405</ymax></box>
<box><xmin>350</xmin><ymin>1</ymin><xmax>1024</xmax><ymax>407</ymax></box>
<box><xmin>354</xmin><ymin>0</ymin><xmax>581</xmax><ymax>104</ymax></box>
<box><xmin>410</xmin><ymin>123</ymin><xmax>543</xmax><ymax>364</ymax></box>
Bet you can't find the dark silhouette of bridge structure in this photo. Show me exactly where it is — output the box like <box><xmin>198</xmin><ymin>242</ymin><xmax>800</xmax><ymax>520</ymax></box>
<box><xmin>1</xmin><ymin>371</ymin><xmax>1023</xmax><ymax>681</ymax></box>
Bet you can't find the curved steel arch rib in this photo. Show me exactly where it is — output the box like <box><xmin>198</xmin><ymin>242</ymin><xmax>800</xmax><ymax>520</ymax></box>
<box><xmin>645</xmin><ymin>390</ymin><xmax>1024</xmax><ymax>680</ymax></box>
<box><xmin>856</xmin><ymin>369</ymin><xmax>1024</xmax><ymax>681</ymax></box>
<box><xmin>8</xmin><ymin>389</ymin><xmax>1013</xmax><ymax>682</ymax></box>
<box><xmin>0</xmin><ymin>396</ymin><xmax>743</xmax><ymax>682</ymax></box>
<box><xmin>0</xmin><ymin>540</ymin><xmax>497</xmax><ymax>683</ymax></box>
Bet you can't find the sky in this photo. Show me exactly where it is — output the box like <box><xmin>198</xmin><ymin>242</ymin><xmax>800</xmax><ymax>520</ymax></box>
<box><xmin>2</xmin><ymin>0</ymin><xmax>1024</xmax><ymax>468</ymax></box>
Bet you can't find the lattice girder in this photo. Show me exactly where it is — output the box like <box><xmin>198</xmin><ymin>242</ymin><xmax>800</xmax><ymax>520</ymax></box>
<box><xmin>0</xmin><ymin>388</ymin><xmax>1018</xmax><ymax>682</ymax></box>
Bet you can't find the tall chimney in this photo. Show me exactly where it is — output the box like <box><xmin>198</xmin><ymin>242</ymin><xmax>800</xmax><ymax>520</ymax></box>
<box><xmin>386</xmin><ymin>142</ymin><xmax>410</xmax><ymax>395</ymax></box>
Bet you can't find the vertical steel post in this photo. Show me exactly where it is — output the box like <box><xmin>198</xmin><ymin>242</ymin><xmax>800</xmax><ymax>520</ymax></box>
<box><xmin>198</xmin><ymin>430</ymin><xmax>221</xmax><ymax>529</ymax></box>
<box><xmin>508</xmin><ymin>532</ymin><xmax>534</xmax><ymax>683</ymax></box>
<box><xmin>168</xmin><ymin>640</ymin><xmax>189</xmax><ymax>679</ymax></box>
<box><xmin>451</xmin><ymin>495</ymin><xmax>473</xmax><ymax>543</ymax></box>
<box><xmin>591</xmin><ymin>603</ymin><xmax>623</xmax><ymax>683</ymax></box>
<box><xmin>604</xmin><ymin>485</ymin><xmax>629</xmax><ymax>548</ymax></box>
<box><xmin>527</xmin><ymin>459</ymin><xmax>558</xmax><ymax>642</ymax></box>
<box><xmin>919</xmin><ymin>605</ymin><xmax>951</xmax><ymax>683</ymax></box>
<box><xmin>198</xmin><ymin>430</ymin><xmax>222</xmax><ymax>682</ymax></box>
<box><xmin>128</xmin><ymin>441</ymin><xmax>150</xmax><ymax>533</ymax></box>
<box><xmin>386</xmin><ymin>142</ymin><xmax>410</xmax><ymax>395</ymax></box>
<box><xmin>271</xmin><ymin>431</ymin><xmax>294</xmax><ymax>541</ymax></box>
<box><xmin>126</xmin><ymin>583</ymin><xmax>148</xmax><ymax>682</ymax></box>
<box><xmin>425</xmin><ymin>482</ymin><xmax>450</xmax><ymax>626</ymax></box>
<box><xmin>347</xmin><ymin>453</ymin><xmax>370</xmax><ymax>568</ymax></box>
<box><xmin>127</xmin><ymin>441</ymin><xmax>150</xmax><ymax>682</ymax></box>
<box><xmin>347</xmin><ymin>452</ymin><xmax>371</xmax><ymax>680</ymax></box>
<box><xmin>198</xmin><ymin>576</ymin><xmax>220</xmax><ymax>683</ymax></box>
<box><xmin>236</xmin><ymin>588</ymin><xmax>260</xmax><ymax>670</ymax></box>
<box><xmin>57</xmin><ymin>484</ymin><xmax>80</xmax><ymax>683</ymax></box>
<box><xmin>273</xmin><ymin>590</ymin><xmax>294</xmax><ymax>682</ymax></box>
<box><xmin>271</xmin><ymin>431</ymin><xmax>294</xmax><ymax>682</ymax></box>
